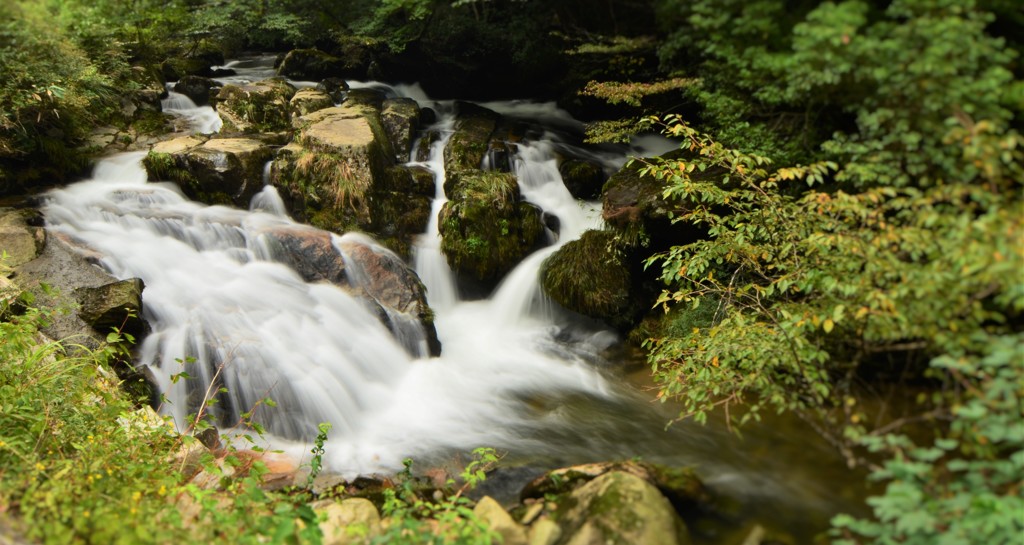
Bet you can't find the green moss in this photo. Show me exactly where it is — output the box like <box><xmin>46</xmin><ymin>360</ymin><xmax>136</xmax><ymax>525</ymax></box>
<box><xmin>439</xmin><ymin>171</ymin><xmax>543</xmax><ymax>283</ymax></box>
<box><xmin>142</xmin><ymin>151</ymin><xmax>195</xmax><ymax>187</ymax></box>
<box><xmin>540</xmin><ymin>229</ymin><xmax>638</xmax><ymax>330</ymax></box>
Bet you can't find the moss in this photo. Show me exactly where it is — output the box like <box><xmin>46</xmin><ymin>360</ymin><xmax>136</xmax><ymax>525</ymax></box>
<box><xmin>540</xmin><ymin>229</ymin><xmax>639</xmax><ymax>330</ymax></box>
<box><xmin>438</xmin><ymin>171</ymin><xmax>543</xmax><ymax>283</ymax></box>
<box><xmin>142</xmin><ymin>151</ymin><xmax>195</xmax><ymax>187</ymax></box>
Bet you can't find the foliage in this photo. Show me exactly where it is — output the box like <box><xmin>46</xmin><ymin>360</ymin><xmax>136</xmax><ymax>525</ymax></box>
<box><xmin>374</xmin><ymin>448</ymin><xmax>501</xmax><ymax>545</ymax></box>
<box><xmin>0</xmin><ymin>298</ymin><xmax>326</xmax><ymax>544</ymax></box>
<box><xmin>581</xmin><ymin>77</ymin><xmax>697</xmax><ymax>108</ymax></box>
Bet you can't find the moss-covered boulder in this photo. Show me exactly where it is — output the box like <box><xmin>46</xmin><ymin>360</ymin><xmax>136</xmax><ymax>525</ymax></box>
<box><xmin>554</xmin><ymin>471</ymin><xmax>691</xmax><ymax>545</ymax></box>
<box><xmin>443</xmin><ymin>102</ymin><xmax>500</xmax><ymax>174</ymax></box>
<box><xmin>277</xmin><ymin>48</ymin><xmax>364</xmax><ymax>80</ymax></box>
<box><xmin>144</xmin><ymin>137</ymin><xmax>273</xmax><ymax>207</ymax></box>
<box><xmin>215</xmin><ymin>78</ymin><xmax>297</xmax><ymax>133</ymax></box>
<box><xmin>559</xmin><ymin>158</ymin><xmax>605</xmax><ymax>200</ymax></box>
<box><xmin>289</xmin><ymin>88</ymin><xmax>334</xmax><ymax>118</ymax></box>
<box><xmin>439</xmin><ymin>171</ymin><xmax>544</xmax><ymax>284</ymax></box>
<box><xmin>539</xmin><ymin>230</ymin><xmax>640</xmax><ymax>331</ymax></box>
<box><xmin>381</xmin><ymin>98</ymin><xmax>421</xmax><ymax>162</ymax></box>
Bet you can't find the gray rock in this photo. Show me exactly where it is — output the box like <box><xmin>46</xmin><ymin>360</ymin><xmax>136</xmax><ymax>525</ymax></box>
<box><xmin>75</xmin><ymin>278</ymin><xmax>146</xmax><ymax>338</ymax></box>
<box><xmin>144</xmin><ymin>137</ymin><xmax>273</xmax><ymax>207</ymax></box>
<box><xmin>215</xmin><ymin>79</ymin><xmax>297</xmax><ymax>133</ymax></box>
<box><xmin>316</xmin><ymin>498</ymin><xmax>381</xmax><ymax>545</ymax></box>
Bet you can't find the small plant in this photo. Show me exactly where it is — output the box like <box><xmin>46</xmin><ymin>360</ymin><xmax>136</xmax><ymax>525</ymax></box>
<box><xmin>373</xmin><ymin>448</ymin><xmax>503</xmax><ymax>545</ymax></box>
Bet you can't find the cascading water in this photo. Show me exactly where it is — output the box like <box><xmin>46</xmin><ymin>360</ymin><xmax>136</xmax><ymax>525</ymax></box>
<box><xmin>41</xmin><ymin>69</ymin><xmax>868</xmax><ymax>537</ymax></box>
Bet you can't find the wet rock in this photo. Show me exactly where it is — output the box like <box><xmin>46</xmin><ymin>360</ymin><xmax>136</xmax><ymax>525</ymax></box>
<box><xmin>278</xmin><ymin>48</ymin><xmax>362</xmax><ymax>80</ymax></box>
<box><xmin>444</xmin><ymin>102</ymin><xmax>500</xmax><ymax>174</ymax></box>
<box><xmin>555</xmin><ymin>471</ymin><xmax>691</xmax><ymax>545</ymax></box>
<box><xmin>381</xmin><ymin>98</ymin><xmax>421</xmax><ymax>162</ymax></box>
<box><xmin>75</xmin><ymin>278</ymin><xmax>147</xmax><ymax>338</ymax></box>
<box><xmin>257</xmin><ymin>226</ymin><xmax>349</xmax><ymax>285</ymax></box>
<box><xmin>144</xmin><ymin>137</ymin><xmax>273</xmax><ymax>207</ymax></box>
<box><xmin>316</xmin><ymin>78</ymin><xmax>350</xmax><ymax>103</ymax></box>
<box><xmin>290</xmin><ymin>88</ymin><xmax>335</xmax><ymax>118</ymax></box>
<box><xmin>559</xmin><ymin>159</ymin><xmax>605</xmax><ymax>200</ymax></box>
<box><xmin>540</xmin><ymin>230</ymin><xmax>639</xmax><ymax>331</ymax></box>
<box><xmin>337</xmin><ymin>235</ymin><xmax>440</xmax><ymax>357</ymax></box>
<box><xmin>474</xmin><ymin>496</ymin><xmax>528</xmax><ymax>545</ymax></box>
<box><xmin>256</xmin><ymin>225</ymin><xmax>440</xmax><ymax>356</ymax></box>
<box><xmin>215</xmin><ymin>78</ymin><xmax>297</xmax><ymax>133</ymax></box>
<box><xmin>173</xmin><ymin>75</ymin><xmax>220</xmax><ymax>106</ymax></box>
<box><xmin>344</xmin><ymin>88</ymin><xmax>386</xmax><ymax>110</ymax></box>
<box><xmin>439</xmin><ymin>171</ymin><xmax>544</xmax><ymax>285</ymax></box>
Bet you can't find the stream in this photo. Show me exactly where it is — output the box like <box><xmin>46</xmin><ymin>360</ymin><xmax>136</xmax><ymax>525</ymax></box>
<box><xmin>43</xmin><ymin>55</ymin><xmax>869</xmax><ymax>542</ymax></box>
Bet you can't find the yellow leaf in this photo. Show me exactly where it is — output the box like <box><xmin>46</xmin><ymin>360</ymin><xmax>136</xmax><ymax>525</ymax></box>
<box><xmin>823</xmin><ymin>319</ymin><xmax>834</xmax><ymax>333</ymax></box>
<box><xmin>855</xmin><ymin>306</ymin><xmax>869</xmax><ymax>319</ymax></box>
<box><xmin>711</xmin><ymin>356</ymin><xmax>719</xmax><ymax>367</ymax></box>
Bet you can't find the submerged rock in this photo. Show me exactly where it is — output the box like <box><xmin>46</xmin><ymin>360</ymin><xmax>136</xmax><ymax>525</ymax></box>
<box><xmin>215</xmin><ymin>78</ymin><xmax>297</xmax><ymax>133</ymax></box>
<box><xmin>255</xmin><ymin>225</ymin><xmax>440</xmax><ymax>357</ymax></box>
<box><xmin>439</xmin><ymin>170</ymin><xmax>544</xmax><ymax>285</ymax></box>
<box><xmin>144</xmin><ymin>136</ymin><xmax>273</xmax><ymax>207</ymax></box>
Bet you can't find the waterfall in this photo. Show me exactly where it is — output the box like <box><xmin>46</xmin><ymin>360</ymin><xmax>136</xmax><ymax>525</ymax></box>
<box><xmin>161</xmin><ymin>91</ymin><xmax>222</xmax><ymax>134</ymax></box>
<box><xmin>410</xmin><ymin>112</ymin><xmax>459</xmax><ymax>311</ymax></box>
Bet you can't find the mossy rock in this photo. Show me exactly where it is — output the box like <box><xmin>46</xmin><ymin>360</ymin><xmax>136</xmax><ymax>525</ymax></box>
<box><xmin>439</xmin><ymin>171</ymin><xmax>544</xmax><ymax>284</ymax></box>
<box><xmin>215</xmin><ymin>78</ymin><xmax>297</xmax><ymax>133</ymax></box>
<box><xmin>74</xmin><ymin>278</ymin><xmax>148</xmax><ymax>339</ymax></box>
<box><xmin>381</xmin><ymin>98</ymin><xmax>421</xmax><ymax>162</ymax></box>
<box><xmin>540</xmin><ymin>229</ymin><xmax>640</xmax><ymax>331</ymax></box>
<box><xmin>443</xmin><ymin>102</ymin><xmax>500</xmax><ymax>174</ymax></box>
<box><xmin>554</xmin><ymin>471</ymin><xmax>691</xmax><ymax>545</ymax></box>
<box><xmin>144</xmin><ymin>137</ymin><xmax>273</xmax><ymax>207</ymax></box>
<box><xmin>277</xmin><ymin>48</ymin><xmax>364</xmax><ymax>80</ymax></box>
<box><xmin>289</xmin><ymin>89</ymin><xmax>334</xmax><ymax>118</ymax></box>
<box><xmin>559</xmin><ymin>158</ymin><xmax>606</xmax><ymax>200</ymax></box>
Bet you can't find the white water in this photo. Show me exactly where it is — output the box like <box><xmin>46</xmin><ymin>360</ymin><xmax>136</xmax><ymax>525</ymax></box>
<box><xmin>44</xmin><ymin>90</ymin><xmax>624</xmax><ymax>475</ymax></box>
<box><xmin>161</xmin><ymin>90</ymin><xmax>222</xmax><ymax>134</ymax></box>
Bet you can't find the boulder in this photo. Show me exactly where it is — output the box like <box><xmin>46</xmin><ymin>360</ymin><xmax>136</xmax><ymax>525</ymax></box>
<box><xmin>316</xmin><ymin>498</ymin><xmax>381</xmax><ymax>545</ymax></box>
<box><xmin>559</xmin><ymin>159</ymin><xmax>605</xmax><ymax>200</ymax></box>
<box><xmin>439</xmin><ymin>171</ymin><xmax>544</xmax><ymax>284</ymax></box>
<box><xmin>173</xmin><ymin>75</ymin><xmax>220</xmax><ymax>106</ymax></box>
<box><xmin>602</xmin><ymin>150</ymin><xmax>709</xmax><ymax>251</ymax></box>
<box><xmin>474</xmin><ymin>496</ymin><xmax>528</xmax><ymax>545</ymax></box>
<box><xmin>529</xmin><ymin>518</ymin><xmax>562</xmax><ymax>545</ymax></box>
<box><xmin>554</xmin><ymin>471</ymin><xmax>691</xmax><ymax>545</ymax></box>
<box><xmin>443</xmin><ymin>102</ymin><xmax>500</xmax><ymax>174</ymax></box>
<box><xmin>381</xmin><ymin>98</ymin><xmax>421</xmax><ymax>162</ymax></box>
<box><xmin>539</xmin><ymin>230</ymin><xmax>639</xmax><ymax>331</ymax></box>
<box><xmin>255</xmin><ymin>225</ymin><xmax>440</xmax><ymax>357</ymax></box>
<box><xmin>290</xmin><ymin>88</ymin><xmax>334</xmax><ymax>118</ymax></box>
<box><xmin>0</xmin><ymin>208</ymin><xmax>46</xmax><ymax>268</ymax></box>
<box><xmin>215</xmin><ymin>78</ymin><xmax>297</xmax><ymax>133</ymax></box>
<box><xmin>75</xmin><ymin>278</ymin><xmax>147</xmax><ymax>339</ymax></box>
<box><xmin>273</xmin><ymin>103</ymin><xmax>429</xmax><ymax>257</ymax></box>
<box><xmin>143</xmin><ymin>137</ymin><xmax>273</xmax><ymax>207</ymax></box>
<box><xmin>277</xmin><ymin>48</ymin><xmax>365</xmax><ymax>81</ymax></box>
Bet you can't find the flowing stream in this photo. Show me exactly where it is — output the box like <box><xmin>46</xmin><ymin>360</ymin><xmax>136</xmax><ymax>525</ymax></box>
<box><xmin>43</xmin><ymin>67</ymin><xmax>869</xmax><ymax>541</ymax></box>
